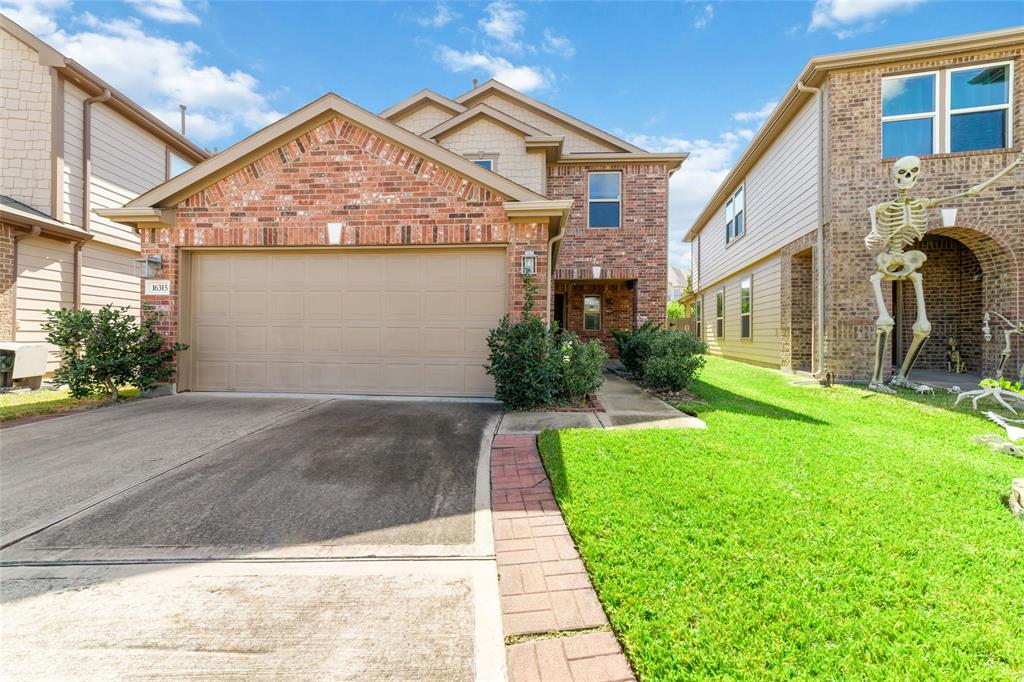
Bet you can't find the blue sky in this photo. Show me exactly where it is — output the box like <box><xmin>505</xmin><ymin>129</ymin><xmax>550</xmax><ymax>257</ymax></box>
<box><xmin>3</xmin><ymin>0</ymin><xmax>1021</xmax><ymax>270</ymax></box>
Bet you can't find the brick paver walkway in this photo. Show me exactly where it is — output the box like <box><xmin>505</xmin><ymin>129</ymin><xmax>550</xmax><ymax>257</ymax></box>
<box><xmin>491</xmin><ymin>434</ymin><xmax>635</xmax><ymax>682</ymax></box>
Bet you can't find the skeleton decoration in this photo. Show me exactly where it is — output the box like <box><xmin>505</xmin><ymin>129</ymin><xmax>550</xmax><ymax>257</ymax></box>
<box><xmin>946</xmin><ymin>337</ymin><xmax>966</xmax><ymax>374</ymax></box>
<box><xmin>865</xmin><ymin>152</ymin><xmax>1024</xmax><ymax>393</ymax></box>
<box><xmin>954</xmin><ymin>312</ymin><xmax>1024</xmax><ymax>413</ymax></box>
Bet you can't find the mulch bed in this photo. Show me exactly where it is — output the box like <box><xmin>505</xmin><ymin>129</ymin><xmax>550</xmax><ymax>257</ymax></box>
<box><xmin>546</xmin><ymin>394</ymin><xmax>604</xmax><ymax>412</ymax></box>
<box><xmin>610</xmin><ymin>368</ymin><xmax>706</xmax><ymax>408</ymax></box>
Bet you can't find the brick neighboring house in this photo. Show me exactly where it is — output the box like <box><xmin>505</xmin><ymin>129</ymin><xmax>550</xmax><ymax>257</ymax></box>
<box><xmin>102</xmin><ymin>83</ymin><xmax>684</xmax><ymax>396</ymax></box>
<box><xmin>685</xmin><ymin>27</ymin><xmax>1022</xmax><ymax>383</ymax></box>
<box><xmin>0</xmin><ymin>17</ymin><xmax>207</xmax><ymax>370</ymax></box>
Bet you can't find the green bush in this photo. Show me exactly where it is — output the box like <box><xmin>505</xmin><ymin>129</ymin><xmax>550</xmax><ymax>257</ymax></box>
<box><xmin>43</xmin><ymin>305</ymin><xmax>187</xmax><ymax>402</ymax></box>
<box><xmin>611</xmin><ymin>320</ymin><xmax>663</xmax><ymax>379</ymax></box>
<box><xmin>555</xmin><ymin>331</ymin><xmax>608</xmax><ymax>405</ymax></box>
<box><xmin>666</xmin><ymin>300</ymin><xmax>687</xmax><ymax>319</ymax></box>
<box><xmin>643</xmin><ymin>331</ymin><xmax>707</xmax><ymax>391</ymax></box>
<box><xmin>486</xmin><ymin>275</ymin><xmax>606</xmax><ymax>410</ymax></box>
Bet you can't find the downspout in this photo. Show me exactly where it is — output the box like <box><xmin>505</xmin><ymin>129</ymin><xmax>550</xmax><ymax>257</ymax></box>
<box><xmin>797</xmin><ymin>80</ymin><xmax>826</xmax><ymax>375</ymax></box>
<box><xmin>546</xmin><ymin>218</ymin><xmax>566</xmax><ymax>329</ymax></box>
<box><xmin>80</xmin><ymin>89</ymin><xmax>111</xmax><ymax>309</ymax></box>
<box><xmin>12</xmin><ymin>226</ymin><xmax>42</xmax><ymax>339</ymax></box>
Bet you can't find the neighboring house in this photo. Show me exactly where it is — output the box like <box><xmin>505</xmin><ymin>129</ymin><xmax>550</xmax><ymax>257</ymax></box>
<box><xmin>686</xmin><ymin>27</ymin><xmax>1022</xmax><ymax>381</ymax></box>
<box><xmin>0</xmin><ymin>16</ymin><xmax>208</xmax><ymax>371</ymax></box>
<box><xmin>667</xmin><ymin>265</ymin><xmax>689</xmax><ymax>301</ymax></box>
<box><xmin>101</xmin><ymin>82</ymin><xmax>684</xmax><ymax>397</ymax></box>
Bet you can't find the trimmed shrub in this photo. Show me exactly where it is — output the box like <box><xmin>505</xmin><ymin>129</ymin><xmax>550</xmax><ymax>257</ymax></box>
<box><xmin>643</xmin><ymin>331</ymin><xmax>707</xmax><ymax>391</ymax></box>
<box><xmin>555</xmin><ymin>331</ymin><xmax>608</xmax><ymax>405</ymax></box>
<box><xmin>43</xmin><ymin>305</ymin><xmax>187</xmax><ymax>401</ymax></box>
<box><xmin>611</xmin><ymin>320</ymin><xmax>663</xmax><ymax>379</ymax></box>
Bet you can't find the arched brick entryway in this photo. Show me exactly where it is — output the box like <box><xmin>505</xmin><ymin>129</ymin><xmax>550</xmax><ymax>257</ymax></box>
<box><xmin>897</xmin><ymin>225</ymin><xmax>1020</xmax><ymax>376</ymax></box>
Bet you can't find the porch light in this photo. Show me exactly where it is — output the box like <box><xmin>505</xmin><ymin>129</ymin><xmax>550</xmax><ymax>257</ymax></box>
<box><xmin>327</xmin><ymin>222</ymin><xmax>343</xmax><ymax>245</ymax></box>
<box><xmin>521</xmin><ymin>251</ymin><xmax>537</xmax><ymax>275</ymax></box>
<box><xmin>132</xmin><ymin>255</ymin><xmax>162</xmax><ymax>279</ymax></box>
<box><xmin>941</xmin><ymin>208</ymin><xmax>958</xmax><ymax>227</ymax></box>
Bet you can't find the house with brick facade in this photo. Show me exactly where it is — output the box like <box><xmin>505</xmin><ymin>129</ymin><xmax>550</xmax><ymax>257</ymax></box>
<box><xmin>686</xmin><ymin>27</ymin><xmax>1023</xmax><ymax>384</ymax></box>
<box><xmin>100</xmin><ymin>82</ymin><xmax>684</xmax><ymax>397</ymax></box>
<box><xmin>0</xmin><ymin>17</ymin><xmax>208</xmax><ymax>372</ymax></box>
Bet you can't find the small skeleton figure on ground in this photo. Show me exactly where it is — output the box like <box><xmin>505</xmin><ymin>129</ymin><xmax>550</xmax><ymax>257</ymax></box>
<box><xmin>955</xmin><ymin>312</ymin><xmax>1024</xmax><ymax>413</ymax></box>
<box><xmin>914</xmin><ymin>384</ymin><xmax>934</xmax><ymax>395</ymax></box>
<box><xmin>973</xmin><ymin>434</ymin><xmax>1023</xmax><ymax>459</ymax></box>
<box><xmin>946</xmin><ymin>386</ymin><xmax>961</xmax><ymax>394</ymax></box>
<box><xmin>865</xmin><ymin>152</ymin><xmax>1024</xmax><ymax>394</ymax></box>
<box><xmin>946</xmin><ymin>337</ymin><xmax>966</xmax><ymax>374</ymax></box>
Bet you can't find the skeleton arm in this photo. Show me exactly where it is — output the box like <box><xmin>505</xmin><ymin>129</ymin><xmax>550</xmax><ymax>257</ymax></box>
<box><xmin>926</xmin><ymin>151</ymin><xmax>1024</xmax><ymax>207</ymax></box>
<box><xmin>865</xmin><ymin>204</ymin><xmax>885</xmax><ymax>249</ymax></box>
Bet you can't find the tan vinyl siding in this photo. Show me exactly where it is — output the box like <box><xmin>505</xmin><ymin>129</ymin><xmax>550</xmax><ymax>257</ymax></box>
<box><xmin>62</xmin><ymin>82</ymin><xmax>86</xmax><ymax>228</ymax></box>
<box><xmin>435</xmin><ymin>118</ymin><xmax>545</xmax><ymax>194</ymax></box>
<box><xmin>392</xmin><ymin>103</ymin><xmax>456</xmax><ymax>135</ymax></box>
<box><xmin>698</xmin><ymin>256</ymin><xmax>781</xmax><ymax>367</ymax></box>
<box><xmin>15</xmin><ymin>236</ymin><xmax>73</xmax><ymax>371</ymax></box>
<box><xmin>474</xmin><ymin>93</ymin><xmax>619</xmax><ymax>153</ymax></box>
<box><xmin>88</xmin><ymin>103</ymin><xmax>164</xmax><ymax>250</ymax></box>
<box><xmin>698</xmin><ymin>98</ymin><xmax>820</xmax><ymax>288</ymax></box>
<box><xmin>80</xmin><ymin>243</ymin><xmax>140</xmax><ymax>316</ymax></box>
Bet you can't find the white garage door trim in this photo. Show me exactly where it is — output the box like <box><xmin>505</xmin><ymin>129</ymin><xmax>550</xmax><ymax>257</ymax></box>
<box><xmin>184</xmin><ymin>247</ymin><xmax>507</xmax><ymax>397</ymax></box>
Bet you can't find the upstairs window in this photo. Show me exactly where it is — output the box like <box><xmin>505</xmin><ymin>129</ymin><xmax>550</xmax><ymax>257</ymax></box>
<box><xmin>740</xmin><ymin>277</ymin><xmax>752</xmax><ymax>339</ymax></box>
<box><xmin>472</xmin><ymin>158</ymin><xmax>494</xmax><ymax>170</ymax></box>
<box><xmin>583</xmin><ymin>295</ymin><xmax>602</xmax><ymax>331</ymax></box>
<box><xmin>725</xmin><ymin>185</ymin><xmax>745</xmax><ymax>243</ymax></box>
<box><xmin>882</xmin><ymin>72</ymin><xmax>937</xmax><ymax>157</ymax></box>
<box><xmin>169</xmin><ymin>152</ymin><xmax>192</xmax><ymax>179</ymax></box>
<box><xmin>715</xmin><ymin>290</ymin><xmax>724</xmax><ymax>338</ymax></box>
<box><xmin>588</xmin><ymin>172</ymin><xmax>621</xmax><ymax>228</ymax></box>
<box><xmin>948</xmin><ymin>63</ymin><xmax>1011</xmax><ymax>152</ymax></box>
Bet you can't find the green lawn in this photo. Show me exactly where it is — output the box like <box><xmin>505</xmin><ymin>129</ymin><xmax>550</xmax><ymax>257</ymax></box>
<box><xmin>0</xmin><ymin>387</ymin><xmax>140</xmax><ymax>422</ymax></box>
<box><xmin>539</xmin><ymin>357</ymin><xmax>1024</xmax><ymax>681</ymax></box>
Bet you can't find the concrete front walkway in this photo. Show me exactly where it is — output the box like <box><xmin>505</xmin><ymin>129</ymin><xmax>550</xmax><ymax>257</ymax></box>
<box><xmin>498</xmin><ymin>370</ymin><xmax>704</xmax><ymax>434</ymax></box>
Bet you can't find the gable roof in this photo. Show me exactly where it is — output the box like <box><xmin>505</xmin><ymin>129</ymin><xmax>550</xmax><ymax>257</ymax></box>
<box><xmin>684</xmin><ymin>25</ymin><xmax>1024</xmax><ymax>242</ymax></box>
<box><xmin>1</xmin><ymin>14</ymin><xmax>207</xmax><ymax>163</ymax></box>
<box><xmin>379</xmin><ymin>88</ymin><xmax>466</xmax><ymax>120</ymax></box>
<box><xmin>455</xmin><ymin>80</ymin><xmax>647</xmax><ymax>154</ymax></box>
<box><xmin>124</xmin><ymin>92</ymin><xmax>548</xmax><ymax>210</ymax></box>
<box><xmin>422</xmin><ymin>103</ymin><xmax>553</xmax><ymax>140</ymax></box>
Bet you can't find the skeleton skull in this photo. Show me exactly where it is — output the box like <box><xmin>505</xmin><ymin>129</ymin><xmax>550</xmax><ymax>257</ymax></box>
<box><xmin>892</xmin><ymin>155</ymin><xmax>921</xmax><ymax>189</ymax></box>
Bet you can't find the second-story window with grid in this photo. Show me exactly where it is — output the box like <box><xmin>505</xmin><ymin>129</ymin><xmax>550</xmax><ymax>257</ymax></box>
<box><xmin>588</xmin><ymin>172</ymin><xmax>622</xmax><ymax>228</ymax></box>
<box><xmin>948</xmin><ymin>63</ymin><xmax>1012</xmax><ymax>153</ymax></box>
<box><xmin>726</xmin><ymin>185</ymin><xmax>745</xmax><ymax>243</ymax></box>
<box><xmin>881</xmin><ymin>72</ymin><xmax>937</xmax><ymax>157</ymax></box>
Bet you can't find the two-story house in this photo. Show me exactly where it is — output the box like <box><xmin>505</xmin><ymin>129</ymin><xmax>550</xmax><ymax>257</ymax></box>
<box><xmin>100</xmin><ymin>82</ymin><xmax>684</xmax><ymax>397</ymax></box>
<box><xmin>0</xmin><ymin>17</ymin><xmax>208</xmax><ymax>371</ymax></box>
<box><xmin>686</xmin><ymin>27</ymin><xmax>1022</xmax><ymax>383</ymax></box>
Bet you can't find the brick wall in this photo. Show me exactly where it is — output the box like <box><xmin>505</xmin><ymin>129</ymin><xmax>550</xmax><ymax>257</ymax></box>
<box><xmin>779</xmin><ymin>231</ymin><xmax>819</xmax><ymax>372</ymax></box>
<box><xmin>555</xmin><ymin>281</ymin><xmax>633</xmax><ymax>355</ymax></box>
<box><xmin>0</xmin><ymin>223</ymin><xmax>14</xmax><ymax>341</ymax></box>
<box><xmin>1</xmin><ymin>29</ymin><xmax>52</xmax><ymax>215</ymax></box>
<box><xmin>140</xmin><ymin>115</ymin><xmax>549</xmax><ymax>370</ymax></box>
<box><xmin>825</xmin><ymin>47</ymin><xmax>1023</xmax><ymax>380</ymax></box>
<box><xmin>547</xmin><ymin>162</ymin><xmax>669</xmax><ymax>350</ymax></box>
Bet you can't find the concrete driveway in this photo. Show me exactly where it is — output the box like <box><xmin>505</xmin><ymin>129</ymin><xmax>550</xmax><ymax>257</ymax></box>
<box><xmin>0</xmin><ymin>394</ymin><xmax>504</xmax><ymax>681</ymax></box>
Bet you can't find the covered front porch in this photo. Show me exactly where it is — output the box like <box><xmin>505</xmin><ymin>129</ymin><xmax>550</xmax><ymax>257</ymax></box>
<box><xmin>553</xmin><ymin>271</ymin><xmax>638</xmax><ymax>357</ymax></box>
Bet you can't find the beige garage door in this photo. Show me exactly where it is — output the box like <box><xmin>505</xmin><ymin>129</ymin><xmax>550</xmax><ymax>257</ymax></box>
<box><xmin>189</xmin><ymin>249</ymin><xmax>506</xmax><ymax>396</ymax></box>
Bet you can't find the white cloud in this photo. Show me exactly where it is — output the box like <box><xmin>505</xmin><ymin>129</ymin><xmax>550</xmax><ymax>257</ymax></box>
<box><xmin>478</xmin><ymin>0</ymin><xmax>526</xmax><ymax>53</ymax></box>
<box><xmin>415</xmin><ymin>2</ymin><xmax>458</xmax><ymax>28</ymax></box>
<box><xmin>692</xmin><ymin>3</ymin><xmax>713</xmax><ymax>30</ymax></box>
<box><xmin>125</xmin><ymin>0</ymin><xmax>199</xmax><ymax>25</ymax></box>
<box><xmin>809</xmin><ymin>0</ymin><xmax>924</xmax><ymax>36</ymax></box>
<box><xmin>732</xmin><ymin>100</ymin><xmax>777</xmax><ymax>123</ymax></box>
<box><xmin>437</xmin><ymin>46</ymin><xmax>552</xmax><ymax>92</ymax></box>
<box><xmin>8</xmin><ymin>3</ymin><xmax>281</xmax><ymax>144</ymax></box>
<box><xmin>541</xmin><ymin>29</ymin><xmax>574</xmax><ymax>58</ymax></box>
<box><xmin>0</xmin><ymin>0</ymin><xmax>68</xmax><ymax>34</ymax></box>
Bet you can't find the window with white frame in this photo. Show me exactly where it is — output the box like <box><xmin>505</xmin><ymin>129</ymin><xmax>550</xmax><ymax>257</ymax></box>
<box><xmin>472</xmin><ymin>158</ymin><xmax>495</xmax><ymax>170</ymax></box>
<box><xmin>583</xmin><ymin>295</ymin><xmax>602</xmax><ymax>331</ymax></box>
<box><xmin>694</xmin><ymin>297</ymin><xmax>703</xmax><ymax>338</ymax></box>
<box><xmin>947</xmin><ymin>63</ymin><xmax>1012</xmax><ymax>153</ymax></box>
<box><xmin>169</xmin><ymin>152</ymin><xmax>192</xmax><ymax>179</ymax></box>
<box><xmin>740</xmin><ymin>277</ymin><xmax>752</xmax><ymax>339</ymax></box>
<box><xmin>881</xmin><ymin>72</ymin><xmax>938</xmax><ymax>157</ymax></box>
<box><xmin>881</xmin><ymin>62</ymin><xmax>1013</xmax><ymax>157</ymax></box>
<box><xmin>725</xmin><ymin>185</ymin><xmax>745</xmax><ymax>243</ymax></box>
<box><xmin>715</xmin><ymin>290</ymin><xmax>724</xmax><ymax>338</ymax></box>
<box><xmin>588</xmin><ymin>172</ymin><xmax>621</xmax><ymax>228</ymax></box>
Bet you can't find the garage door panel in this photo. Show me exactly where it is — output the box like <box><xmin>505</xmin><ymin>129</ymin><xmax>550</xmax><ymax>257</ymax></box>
<box><xmin>191</xmin><ymin>249</ymin><xmax>505</xmax><ymax>396</ymax></box>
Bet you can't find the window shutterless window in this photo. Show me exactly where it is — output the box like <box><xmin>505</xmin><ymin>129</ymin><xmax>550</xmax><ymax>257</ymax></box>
<box><xmin>583</xmin><ymin>295</ymin><xmax>601</xmax><ymax>331</ymax></box>
<box><xmin>947</xmin><ymin>62</ymin><xmax>1012</xmax><ymax>153</ymax></box>
<box><xmin>472</xmin><ymin>158</ymin><xmax>494</xmax><ymax>170</ymax></box>
<box><xmin>694</xmin><ymin>297</ymin><xmax>703</xmax><ymax>338</ymax></box>
<box><xmin>715</xmin><ymin>290</ymin><xmax>724</xmax><ymax>338</ymax></box>
<box><xmin>169</xmin><ymin>152</ymin><xmax>192</xmax><ymax>179</ymax></box>
<box><xmin>881</xmin><ymin>72</ymin><xmax>938</xmax><ymax>157</ymax></box>
<box><xmin>725</xmin><ymin>185</ymin><xmax>745</xmax><ymax>243</ymax></box>
<box><xmin>740</xmin><ymin>277</ymin><xmax>752</xmax><ymax>339</ymax></box>
<box><xmin>588</xmin><ymin>172</ymin><xmax>621</xmax><ymax>228</ymax></box>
